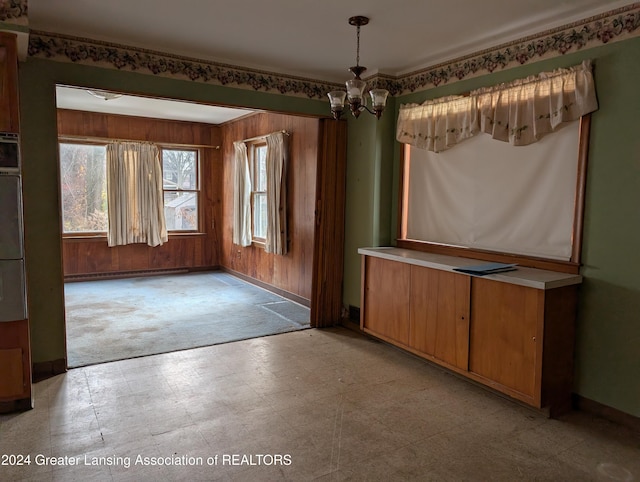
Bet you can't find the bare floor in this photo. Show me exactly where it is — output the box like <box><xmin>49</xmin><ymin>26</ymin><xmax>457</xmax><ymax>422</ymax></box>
<box><xmin>1</xmin><ymin>327</ymin><xmax>638</xmax><ymax>481</ymax></box>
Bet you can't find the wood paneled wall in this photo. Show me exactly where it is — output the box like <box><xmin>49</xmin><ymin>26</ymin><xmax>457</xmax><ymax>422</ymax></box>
<box><xmin>220</xmin><ymin>113</ymin><xmax>320</xmax><ymax>302</ymax></box>
<box><xmin>57</xmin><ymin>109</ymin><xmax>222</xmax><ymax>278</ymax></box>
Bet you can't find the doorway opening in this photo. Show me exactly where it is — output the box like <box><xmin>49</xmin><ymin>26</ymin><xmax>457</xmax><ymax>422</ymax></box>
<box><xmin>55</xmin><ymin>85</ymin><xmax>339</xmax><ymax>367</ymax></box>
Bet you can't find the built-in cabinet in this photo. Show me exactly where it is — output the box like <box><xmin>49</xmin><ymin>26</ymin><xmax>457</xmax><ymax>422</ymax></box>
<box><xmin>0</xmin><ymin>32</ymin><xmax>32</xmax><ymax>413</ymax></box>
<box><xmin>0</xmin><ymin>320</ymin><xmax>31</xmax><ymax>411</ymax></box>
<box><xmin>360</xmin><ymin>248</ymin><xmax>581</xmax><ymax>415</ymax></box>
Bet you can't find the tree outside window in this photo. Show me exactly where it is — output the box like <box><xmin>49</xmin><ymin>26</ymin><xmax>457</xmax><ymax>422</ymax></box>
<box><xmin>59</xmin><ymin>142</ymin><xmax>108</xmax><ymax>233</ymax></box>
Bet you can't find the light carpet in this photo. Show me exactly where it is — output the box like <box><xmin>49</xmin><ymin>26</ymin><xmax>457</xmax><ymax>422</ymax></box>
<box><xmin>64</xmin><ymin>271</ymin><xmax>310</xmax><ymax>367</ymax></box>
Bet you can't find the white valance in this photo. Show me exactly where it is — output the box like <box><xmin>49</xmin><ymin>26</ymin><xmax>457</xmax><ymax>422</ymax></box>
<box><xmin>397</xmin><ymin>95</ymin><xmax>477</xmax><ymax>152</ymax></box>
<box><xmin>397</xmin><ymin>60</ymin><xmax>598</xmax><ymax>151</ymax></box>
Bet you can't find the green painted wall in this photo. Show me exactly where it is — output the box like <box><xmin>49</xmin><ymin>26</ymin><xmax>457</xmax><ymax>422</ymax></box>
<box><xmin>18</xmin><ymin>58</ymin><xmax>328</xmax><ymax>365</ymax></box>
<box><xmin>342</xmin><ymin>96</ymin><xmax>397</xmax><ymax>305</ymax></box>
<box><xmin>343</xmin><ymin>37</ymin><xmax>640</xmax><ymax>417</ymax></box>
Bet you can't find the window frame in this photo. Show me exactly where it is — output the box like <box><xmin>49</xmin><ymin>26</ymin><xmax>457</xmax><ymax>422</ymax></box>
<box><xmin>159</xmin><ymin>146</ymin><xmax>202</xmax><ymax>233</ymax></box>
<box><xmin>248</xmin><ymin>140</ymin><xmax>268</xmax><ymax>245</ymax></box>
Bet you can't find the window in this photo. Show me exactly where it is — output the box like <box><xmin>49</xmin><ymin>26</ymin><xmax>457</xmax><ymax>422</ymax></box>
<box><xmin>232</xmin><ymin>131</ymin><xmax>288</xmax><ymax>253</ymax></box>
<box><xmin>160</xmin><ymin>148</ymin><xmax>200</xmax><ymax>231</ymax></box>
<box><xmin>249</xmin><ymin>141</ymin><xmax>268</xmax><ymax>243</ymax></box>
<box><xmin>397</xmin><ymin>61</ymin><xmax>596</xmax><ymax>269</ymax></box>
<box><xmin>59</xmin><ymin>142</ymin><xmax>201</xmax><ymax>235</ymax></box>
<box><xmin>59</xmin><ymin>142</ymin><xmax>108</xmax><ymax>233</ymax></box>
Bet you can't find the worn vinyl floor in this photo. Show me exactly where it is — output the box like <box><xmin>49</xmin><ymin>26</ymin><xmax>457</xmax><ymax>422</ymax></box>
<box><xmin>1</xmin><ymin>327</ymin><xmax>638</xmax><ymax>481</ymax></box>
<box><xmin>64</xmin><ymin>271</ymin><xmax>310</xmax><ymax>367</ymax></box>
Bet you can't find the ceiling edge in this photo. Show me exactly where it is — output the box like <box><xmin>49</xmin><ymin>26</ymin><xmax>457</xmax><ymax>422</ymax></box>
<box><xmin>385</xmin><ymin>3</ymin><xmax>640</xmax><ymax>96</ymax></box>
<box><xmin>25</xmin><ymin>3</ymin><xmax>640</xmax><ymax>99</ymax></box>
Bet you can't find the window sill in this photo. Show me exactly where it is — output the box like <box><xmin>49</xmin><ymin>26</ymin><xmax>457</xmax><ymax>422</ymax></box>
<box><xmin>63</xmin><ymin>232</ymin><xmax>207</xmax><ymax>241</ymax></box>
<box><xmin>396</xmin><ymin>239</ymin><xmax>581</xmax><ymax>274</ymax></box>
<box><xmin>169</xmin><ymin>231</ymin><xmax>206</xmax><ymax>237</ymax></box>
<box><xmin>63</xmin><ymin>234</ymin><xmax>107</xmax><ymax>241</ymax></box>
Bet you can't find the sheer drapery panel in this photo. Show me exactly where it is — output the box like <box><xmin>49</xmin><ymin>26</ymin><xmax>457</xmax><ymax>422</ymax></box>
<box><xmin>106</xmin><ymin>141</ymin><xmax>167</xmax><ymax>247</ymax></box>
<box><xmin>232</xmin><ymin>141</ymin><xmax>252</xmax><ymax>247</ymax></box>
<box><xmin>265</xmin><ymin>132</ymin><xmax>288</xmax><ymax>255</ymax></box>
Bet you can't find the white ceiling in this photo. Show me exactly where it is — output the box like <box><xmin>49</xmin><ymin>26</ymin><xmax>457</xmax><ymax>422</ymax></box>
<box><xmin>32</xmin><ymin>0</ymin><xmax>635</xmax><ymax>122</ymax></box>
<box><xmin>55</xmin><ymin>86</ymin><xmax>257</xmax><ymax>124</ymax></box>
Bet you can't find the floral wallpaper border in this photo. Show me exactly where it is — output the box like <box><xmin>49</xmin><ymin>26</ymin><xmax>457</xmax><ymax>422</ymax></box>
<box><xmin>384</xmin><ymin>3</ymin><xmax>640</xmax><ymax>96</ymax></box>
<box><xmin>28</xmin><ymin>31</ymin><xmax>342</xmax><ymax>100</ymax></box>
<box><xmin>25</xmin><ymin>3</ymin><xmax>640</xmax><ymax>100</ymax></box>
<box><xmin>0</xmin><ymin>0</ymin><xmax>28</xmax><ymax>24</ymax></box>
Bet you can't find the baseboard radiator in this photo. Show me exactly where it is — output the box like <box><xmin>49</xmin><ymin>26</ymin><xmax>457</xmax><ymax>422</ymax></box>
<box><xmin>65</xmin><ymin>268</ymin><xmax>190</xmax><ymax>283</ymax></box>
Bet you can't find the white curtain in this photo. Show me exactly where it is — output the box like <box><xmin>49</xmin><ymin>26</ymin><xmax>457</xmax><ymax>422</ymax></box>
<box><xmin>397</xmin><ymin>60</ymin><xmax>598</xmax><ymax>150</ymax></box>
<box><xmin>265</xmin><ymin>132</ymin><xmax>288</xmax><ymax>255</ymax></box>
<box><xmin>232</xmin><ymin>141</ymin><xmax>252</xmax><ymax>247</ymax></box>
<box><xmin>397</xmin><ymin>95</ymin><xmax>477</xmax><ymax>153</ymax></box>
<box><xmin>475</xmin><ymin>60</ymin><xmax>598</xmax><ymax>145</ymax></box>
<box><xmin>106</xmin><ymin>141</ymin><xmax>167</xmax><ymax>247</ymax></box>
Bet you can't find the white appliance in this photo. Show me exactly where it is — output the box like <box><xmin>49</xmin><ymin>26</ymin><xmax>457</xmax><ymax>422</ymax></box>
<box><xmin>0</xmin><ymin>134</ymin><xmax>27</xmax><ymax>322</ymax></box>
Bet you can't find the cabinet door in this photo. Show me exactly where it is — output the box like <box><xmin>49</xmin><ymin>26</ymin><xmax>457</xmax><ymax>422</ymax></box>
<box><xmin>0</xmin><ymin>348</ymin><xmax>24</xmax><ymax>398</ymax></box>
<box><xmin>362</xmin><ymin>256</ymin><xmax>410</xmax><ymax>345</ymax></box>
<box><xmin>469</xmin><ymin>278</ymin><xmax>543</xmax><ymax>400</ymax></box>
<box><xmin>410</xmin><ymin>266</ymin><xmax>470</xmax><ymax>370</ymax></box>
<box><xmin>0</xmin><ymin>319</ymin><xmax>31</xmax><ymax>407</ymax></box>
<box><xmin>0</xmin><ymin>33</ymin><xmax>19</xmax><ymax>133</ymax></box>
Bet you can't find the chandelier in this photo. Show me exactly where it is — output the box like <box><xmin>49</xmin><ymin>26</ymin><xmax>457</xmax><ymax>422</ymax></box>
<box><xmin>328</xmin><ymin>16</ymin><xmax>389</xmax><ymax>120</ymax></box>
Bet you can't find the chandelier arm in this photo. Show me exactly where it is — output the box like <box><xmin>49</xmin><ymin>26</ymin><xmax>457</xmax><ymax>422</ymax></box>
<box><xmin>358</xmin><ymin>104</ymin><xmax>384</xmax><ymax>119</ymax></box>
<box><xmin>360</xmin><ymin>104</ymin><xmax>373</xmax><ymax>115</ymax></box>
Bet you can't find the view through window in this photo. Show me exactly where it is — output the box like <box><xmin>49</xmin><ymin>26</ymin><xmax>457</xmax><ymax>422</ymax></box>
<box><xmin>249</xmin><ymin>142</ymin><xmax>268</xmax><ymax>243</ymax></box>
<box><xmin>59</xmin><ymin>142</ymin><xmax>108</xmax><ymax>233</ymax></box>
<box><xmin>161</xmin><ymin>148</ymin><xmax>200</xmax><ymax>231</ymax></box>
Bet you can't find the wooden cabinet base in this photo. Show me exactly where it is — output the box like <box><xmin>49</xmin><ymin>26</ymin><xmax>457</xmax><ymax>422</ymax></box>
<box><xmin>0</xmin><ymin>397</ymin><xmax>32</xmax><ymax>413</ymax></box>
<box><xmin>0</xmin><ymin>320</ymin><xmax>33</xmax><ymax>412</ymax></box>
<box><xmin>360</xmin><ymin>250</ymin><xmax>579</xmax><ymax>417</ymax></box>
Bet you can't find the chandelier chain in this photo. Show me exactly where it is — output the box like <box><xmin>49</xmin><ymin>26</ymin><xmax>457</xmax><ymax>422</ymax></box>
<box><xmin>356</xmin><ymin>25</ymin><xmax>361</xmax><ymax>67</ymax></box>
